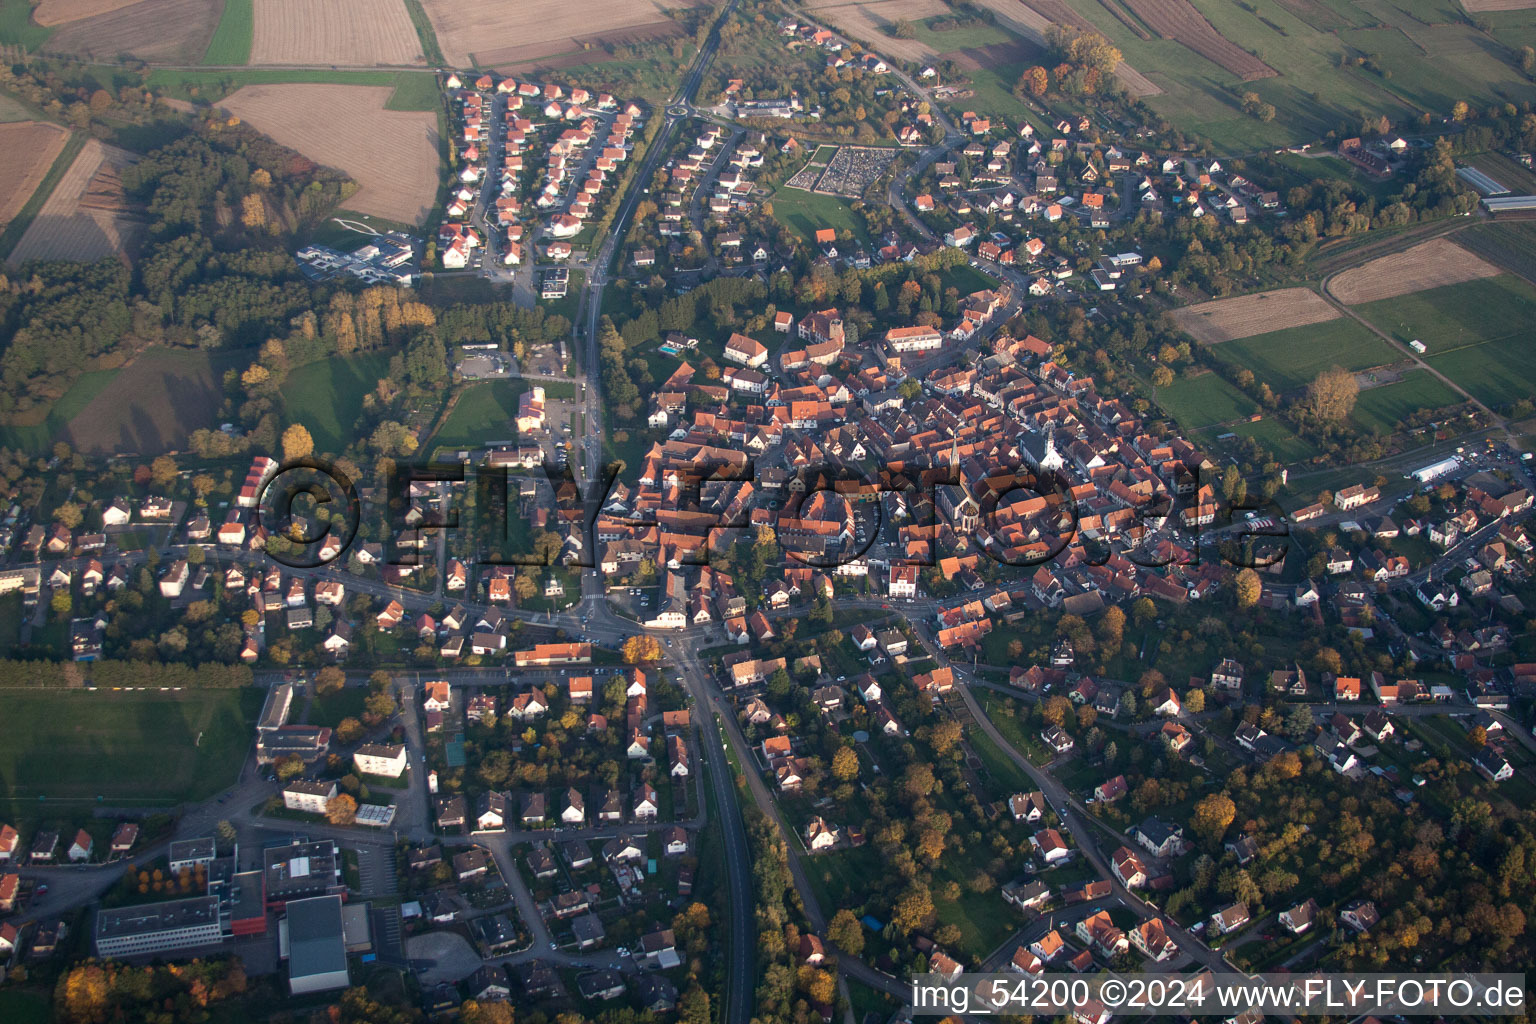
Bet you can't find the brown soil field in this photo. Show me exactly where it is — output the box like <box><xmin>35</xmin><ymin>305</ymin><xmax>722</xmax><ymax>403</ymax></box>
<box><xmin>1272</xmin><ymin>0</ymin><xmax>1352</xmax><ymax>30</ymax></box>
<box><xmin>1459</xmin><ymin>0</ymin><xmax>1536</xmax><ymax>10</ymax></box>
<box><xmin>1121</xmin><ymin>0</ymin><xmax>1277</xmax><ymax>79</ymax></box>
<box><xmin>32</xmin><ymin>0</ymin><xmax>147</xmax><ymax>25</ymax></box>
<box><xmin>62</xmin><ymin>349</ymin><xmax>239</xmax><ymax>455</ymax></box>
<box><xmin>42</xmin><ymin>0</ymin><xmax>221</xmax><ymax>64</ymax></box>
<box><xmin>220</xmin><ymin>84</ymin><xmax>439</xmax><ymax>225</ymax></box>
<box><xmin>0</xmin><ymin>121</ymin><xmax>70</xmax><ymax>229</ymax></box>
<box><xmin>975</xmin><ymin>0</ymin><xmax>1161</xmax><ymax>96</ymax></box>
<box><xmin>419</xmin><ymin>0</ymin><xmax>698</xmax><ymax>68</ymax></box>
<box><xmin>1331</xmin><ymin>238</ymin><xmax>1501</xmax><ymax>304</ymax></box>
<box><xmin>8</xmin><ymin>140</ymin><xmax>142</xmax><ymax>265</ymax></box>
<box><xmin>1173</xmin><ymin>288</ymin><xmax>1340</xmax><ymax>344</ymax></box>
<box><xmin>251</xmin><ymin>0</ymin><xmax>426</xmax><ymax>65</ymax></box>
<box><xmin>805</xmin><ymin>0</ymin><xmax>951</xmax><ymax>63</ymax></box>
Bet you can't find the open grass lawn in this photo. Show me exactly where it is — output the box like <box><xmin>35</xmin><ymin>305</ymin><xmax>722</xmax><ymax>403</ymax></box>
<box><xmin>913</xmin><ymin>17</ymin><xmax>1016</xmax><ymax>52</ymax></box>
<box><xmin>310</xmin><ymin>685</ymin><xmax>367</xmax><ymax>729</ymax></box>
<box><xmin>0</xmin><ymin>688</ymin><xmax>261</xmax><ymax>814</ymax></box>
<box><xmin>0</xmin><ymin>0</ymin><xmax>52</xmax><ymax>51</ymax></box>
<box><xmin>966</xmin><ymin>724</ymin><xmax>1032</xmax><ymax>794</ymax></box>
<box><xmin>1352</xmin><ymin>275</ymin><xmax>1536</xmax><ymax>409</ymax></box>
<box><xmin>1201</xmin><ymin>416</ymin><xmax>1319</xmax><ymax>464</ymax></box>
<box><xmin>769</xmin><ymin>187</ymin><xmax>868</xmax><ymax>245</ymax></box>
<box><xmin>430</xmin><ymin>379</ymin><xmax>529</xmax><ymax>450</ymax></box>
<box><xmin>1351</xmin><ymin>370</ymin><xmax>1462</xmax><ymax>435</ymax></box>
<box><xmin>1205</xmin><ymin>319</ymin><xmax>1398</xmax><ymax>392</ymax></box>
<box><xmin>203</xmin><ymin>0</ymin><xmax>254</xmax><ymax>65</ymax></box>
<box><xmin>0</xmin><ymin>990</ymin><xmax>49</xmax><ymax>1024</ymax></box>
<box><xmin>283</xmin><ymin>352</ymin><xmax>395</xmax><ymax>453</ymax></box>
<box><xmin>939</xmin><ymin>262</ymin><xmax>1001</xmax><ymax>296</ymax></box>
<box><xmin>947</xmin><ymin>61</ymin><xmax>1035</xmax><ymax>126</ymax></box>
<box><xmin>1353</xmin><ymin>275</ymin><xmax>1536</xmax><ymax>354</ymax></box>
<box><xmin>145</xmin><ymin>69</ymin><xmax>432</xmax><ymax>107</ymax></box>
<box><xmin>0</xmin><ymin>366</ymin><xmax>119</xmax><ymax>455</ymax></box>
<box><xmin>1156</xmin><ymin>372</ymin><xmax>1258</xmax><ymax>431</ymax></box>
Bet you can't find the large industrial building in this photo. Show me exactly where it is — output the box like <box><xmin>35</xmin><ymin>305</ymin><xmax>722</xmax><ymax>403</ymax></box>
<box><xmin>282</xmin><ymin>895</ymin><xmax>351</xmax><ymax>995</ymax></box>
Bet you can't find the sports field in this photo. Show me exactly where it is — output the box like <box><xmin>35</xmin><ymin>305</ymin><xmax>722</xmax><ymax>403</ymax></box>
<box><xmin>1155</xmin><ymin>371</ymin><xmax>1257</xmax><ymax>430</ymax></box>
<box><xmin>0</xmin><ymin>688</ymin><xmax>261</xmax><ymax>812</ymax></box>
<box><xmin>1204</xmin><ymin>319</ymin><xmax>1399</xmax><ymax>392</ymax></box>
<box><xmin>283</xmin><ymin>352</ymin><xmax>395</xmax><ymax>452</ymax></box>
<box><xmin>1351</xmin><ymin>371</ymin><xmax>1463</xmax><ymax>435</ymax></box>
<box><xmin>431</xmin><ymin>379</ymin><xmax>531</xmax><ymax>449</ymax></box>
<box><xmin>769</xmin><ymin>186</ymin><xmax>869</xmax><ymax>245</ymax></box>
<box><xmin>1351</xmin><ymin>275</ymin><xmax>1536</xmax><ymax>410</ymax></box>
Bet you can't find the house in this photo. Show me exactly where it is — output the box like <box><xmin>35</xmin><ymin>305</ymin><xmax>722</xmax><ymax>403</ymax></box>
<box><xmin>805</xmin><ymin>816</ymin><xmax>837</xmax><ymax>851</ymax></box>
<box><xmin>1279</xmin><ymin>897</ymin><xmax>1319</xmax><ymax>935</ymax></box>
<box><xmin>1129</xmin><ymin>918</ymin><xmax>1178</xmax><ymax>961</ymax></box>
<box><xmin>1032</xmin><ymin>828</ymin><xmax>1070</xmax><ymax>865</ymax></box>
<box><xmin>1111</xmin><ymin>846</ymin><xmax>1148</xmax><ymax>888</ymax></box>
<box><xmin>1041</xmin><ymin>726</ymin><xmax>1074</xmax><ymax>754</ymax></box>
<box><xmin>475</xmin><ymin>791</ymin><xmax>510</xmax><ymax>832</ymax></box>
<box><xmin>1009</xmin><ymin>791</ymin><xmax>1047</xmax><ymax>823</ymax></box>
<box><xmin>68</xmin><ymin>828</ymin><xmax>93</xmax><ymax>862</ymax></box>
<box><xmin>562</xmin><ymin>788</ymin><xmax>586</xmax><ymax>824</ymax></box>
<box><xmin>110</xmin><ymin>822</ymin><xmax>139</xmax><ymax>855</ymax></box>
<box><xmin>353</xmin><ymin>743</ymin><xmax>407</xmax><ymax>778</ymax></box>
<box><xmin>1210</xmin><ymin>658</ymin><xmax>1244</xmax><ymax>690</ymax></box>
<box><xmin>1133</xmin><ymin>817</ymin><xmax>1188</xmax><ymax>858</ymax></box>
<box><xmin>0</xmin><ymin>824</ymin><xmax>21</xmax><ymax>862</ymax></box>
<box><xmin>1031</xmin><ymin>929</ymin><xmax>1067</xmax><ymax>961</ymax></box>
<box><xmin>1093</xmin><ymin>775</ymin><xmax>1127</xmax><ymax>803</ymax></box>
<box><xmin>1474</xmin><ymin>746</ymin><xmax>1513</xmax><ymax>782</ymax></box>
<box><xmin>1209</xmin><ymin>903</ymin><xmax>1250</xmax><ymax>935</ymax></box>
<box><xmin>1340</xmin><ymin>899</ymin><xmax>1380</xmax><ymax>934</ymax></box>
<box><xmin>1002</xmin><ymin>878</ymin><xmax>1051</xmax><ymax>912</ymax></box>
<box><xmin>1075</xmin><ymin>910</ymin><xmax>1127</xmax><ymax>956</ymax></box>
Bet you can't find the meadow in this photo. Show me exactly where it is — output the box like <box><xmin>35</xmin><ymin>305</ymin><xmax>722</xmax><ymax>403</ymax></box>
<box><xmin>1155</xmin><ymin>371</ymin><xmax>1258</xmax><ymax>430</ymax></box>
<box><xmin>0</xmin><ymin>688</ymin><xmax>261</xmax><ymax>815</ymax></box>
<box><xmin>282</xmin><ymin>351</ymin><xmax>396</xmax><ymax>452</ymax></box>
<box><xmin>1205</xmin><ymin>319</ymin><xmax>1399</xmax><ymax>392</ymax></box>
<box><xmin>203</xmin><ymin>0</ymin><xmax>253</xmax><ymax>63</ymax></box>
<box><xmin>1350</xmin><ymin>370</ymin><xmax>1462</xmax><ymax>435</ymax></box>
<box><xmin>769</xmin><ymin>186</ymin><xmax>869</xmax><ymax>244</ymax></box>
<box><xmin>1352</xmin><ymin>275</ymin><xmax>1536</xmax><ymax>355</ymax></box>
<box><xmin>431</xmin><ymin>379</ymin><xmax>531</xmax><ymax>449</ymax></box>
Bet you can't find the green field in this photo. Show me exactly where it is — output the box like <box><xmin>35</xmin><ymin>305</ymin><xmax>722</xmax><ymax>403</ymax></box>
<box><xmin>1206</xmin><ymin>319</ymin><xmax>1399</xmax><ymax>392</ymax></box>
<box><xmin>0</xmin><ymin>367</ymin><xmax>119</xmax><ymax>454</ymax></box>
<box><xmin>0</xmin><ymin>0</ymin><xmax>51</xmax><ymax>51</ymax></box>
<box><xmin>1198</xmin><ymin>416</ymin><xmax>1320</xmax><ymax>464</ymax></box>
<box><xmin>0</xmin><ymin>92</ymin><xmax>38</xmax><ymax>122</ymax></box>
<box><xmin>911</xmin><ymin>16</ymin><xmax>1018</xmax><ymax>52</ymax></box>
<box><xmin>145</xmin><ymin>69</ymin><xmax>437</xmax><ymax>109</ymax></box>
<box><xmin>769</xmin><ymin>187</ymin><xmax>869</xmax><ymax>244</ymax></box>
<box><xmin>203</xmin><ymin>0</ymin><xmax>254</xmax><ymax>65</ymax></box>
<box><xmin>1353</xmin><ymin>275</ymin><xmax>1536</xmax><ymax>354</ymax></box>
<box><xmin>430</xmin><ymin>379</ymin><xmax>531</xmax><ymax>449</ymax></box>
<box><xmin>0</xmin><ymin>130</ymin><xmax>86</xmax><ymax>262</ymax></box>
<box><xmin>1351</xmin><ymin>370</ymin><xmax>1463</xmax><ymax>434</ymax></box>
<box><xmin>1429</xmin><ymin>338</ymin><xmax>1536</xmax><ymax>409</ymax></box>
<box><xmin>283</xmin><ymin>352</ymin><xmax>396</xmax><ymax>453</ymax></box>
<box><xmin>0</xmin><ymin>689</ymin><xmax>261</xmax><ymax>813</ymax></box>
<box><xmin>401</xmin><ymin>0</ymin><xmax>445</xmax><ymax>65</ymax></box>
<box><xmin>1156</xmin><ymin>371</ymin><xmax>1258</xmax><ymax>430</ymax></box>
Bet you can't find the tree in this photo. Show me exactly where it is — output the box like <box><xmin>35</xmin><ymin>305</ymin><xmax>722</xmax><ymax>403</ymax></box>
<box><xmin>274</xmin><ymin>755</ymin><xmax>305</xmax><ymax>781</ymax></box>
<box><xmin>461</xmin><ymin>1000</ymin><xmax>515</xmax><ymax>1024</ymax></box>
<box><xmin>326</xmin><ymin>793</ymin><xmax>357</xmax><ymax>825</ymax></box>
<box><xmin>623</xmin><ymin>635</ymin><xmax>662</xmax><ymax>664</ymax></box>
<box><xmin>150</xmin><ymin>455</ymin><xmax>178</xmax><ymax>487</ymax></box>
<box><xmin>51</xmin><ymin>590</ymin><xmax>72</xmax><ymax>616</ymax></box>
<box><xmin>314</xmin><ymin>665</ymin><xmax>346</xmax><ymax>693</ymax></box>
<box><xmin>54</xmin><ymin>502</ymin><xmax>83</xmax><ymax>529</ymax></box>
<box><xmin>892</xmin><ymin>884</ymin><xmax>935</xmax><ymax>932</ymax></box>
<box><xmin>1041</xmin><ymin>694</ymin><xmax>1072</xmax><ymax>727</ymax></box>
<box><xmin>282</xmin><ymin>423</ymin><xmax>314</xmax><ymax>461</ymax></box>
<box><xmin>336</xmin><ymin>717</ymin><xmax>365</xmax><ymax>743</ymax></box>
<box><xmin>1235</xmin><ymin>567</ymin><xmax>1261</xmax><ymax>609</ymax></box>
<box><xmin>1299</xmin><ymin>366</ymin><xmax>1358</xmax><ymax>422</ymax></box>
<box><xmin>831</xmin><ymin>746</ymin><xmax>860</xmax><ymax>782</ymax></box>
<box><xmin>1184</xmin><ymin>688</ymin><xmax>1206</xmax><ymax>713</ymax></box>
<box><xmin>1452</xmin><ymin>100</ymin><xmax>1470</xmax><ymax>121</ymax></box>
<box><xmin>1469</xmin><ymin>725</ymin><xmax>1488</xmax><ymax>748</ymax></box>
<box><xmin>828</xmin><ymin>907</ymin><xmax>864</xmax><ymax>956</ymax></box>
<box><xmin>891</xmin><ymin>17</ymin><xmax>915</xmax><ymax>38</ymax></box>
<box><xmin>1096</xmin><ymin>605</ymin><xmax>1125</xmax><ymax>648</ymax></box>
<box><xmin>1018</xmin><ymin>65</ymin><xmax>1050</xmax><ymax>97</ymax></box>
<box><xmin>216</xmin><ymin>819</ymin><xmax>238</xmax><ymax>848</ymax></box>
<box><xmin>1190</xmin><ymin>792</ymin><xmax>1236</xmax><ymax>843</ymax></box>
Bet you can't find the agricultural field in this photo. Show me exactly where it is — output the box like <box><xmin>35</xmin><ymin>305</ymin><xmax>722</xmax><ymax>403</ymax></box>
<box><xmin>1172</xmin><ymin>287</ymin><xmax>1339</xmax><ymax>345</ymax></box>
<box><xmin>1330</xmin><ymin>238</ymin><xmax>1501</xmax><ymax>305</ymax></box>
<box><xmin>802</xmin><ymin>0</ymin><xmax>953</xmax><ymax>63</ymax></box>
<box><xmin>8</xmin><ymin>139</ymin><xmax>142</xmax><ymax>265</ymax></box>
<box><xmin>0</xmin><ymin>367</ymin><xmax>119</xmax><ymax>455</ymax></box>
<box><xmin>0</xmin><ymin>688</ymin><xmax>261</xmax><ymax>814</ymax></box>
<box><xmin>61</xmin><ymin>348</ymin><xmax>241</xmax><ymax>454</ymax></box>
<box><xmin>1205</xmin><ymin>319</ymin><xmax>1400</xmax><ymax>393</ymax></box>
<box><xmin>202</xmin><ymin>0</ymin><xmax>252</xmax><ymax>63</ymax></box>
<box><xmin>0</xmin><ymin>121</ymin><xmax>70</xmax><ymax>229</ymax></box>
<box><xmin>1458</xmin><ymin>221</ymin><xmax>1536</xmax><ymax>284</ymax></box>
<box><xmin>41</xmin><ymin>0</ymin><xmax>222</xmax><ymax>64</ymax></box>
<box><xmin>1155</xmin><ymin>371</ymin><xmax>1258</xmax><ymax>430</ymax></box>
<box><xmin>282</xmin><ymin>352</ymin><xmax>396</xmax><ymax>453</ymax></box>
<box><xmin>251</xmin><ymin>0</ymin><xmax>426</xmax><ymax>66</ymax></box>
<box><xmin>1120</xmin><ymin>0</ymin><xmax>1275</xmax><ymax>79</ymax></box>
<box><xmin>1460</xmin><ymin>0</ymin><xmax>1536</xmax><ymax>9</ymax></box>
<box><xmin>30</xmin><ymin>0</ymin><xmax>144</xmax><ymax>24</ymax></box>
<box><xmin>418</xmin><ymin>0</ymin><xmax>698</xmax><ymax>69</ymax></box>
<box><xmin>1351</xmin><ymin>370</ymin><xmax>1463</xmax><ymax>434</ymax></box>
<box><xmin>220</xmin><ymin>83</ymin><xmax>439</xmax><ymax>224</ymax></box>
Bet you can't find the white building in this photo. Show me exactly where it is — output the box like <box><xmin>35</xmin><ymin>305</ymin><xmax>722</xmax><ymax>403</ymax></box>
<box><xmin>353</xmin><ymin>743</ymin><xmax>408</xmax><ymax>779</ymax></box>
